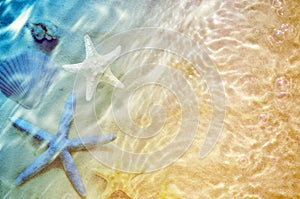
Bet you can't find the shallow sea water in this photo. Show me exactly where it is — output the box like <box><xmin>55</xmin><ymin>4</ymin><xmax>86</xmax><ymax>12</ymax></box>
<box><xmin>0</xmin><ymin>0</ymin><xmax>300</xmax><ymax>198</ymax></box>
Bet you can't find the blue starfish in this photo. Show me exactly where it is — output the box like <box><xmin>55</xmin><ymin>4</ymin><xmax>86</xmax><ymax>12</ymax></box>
<box><xmin>10</xmin><ymin>92</ymin><xmax>116</xmax><ymax>197</ymax></box>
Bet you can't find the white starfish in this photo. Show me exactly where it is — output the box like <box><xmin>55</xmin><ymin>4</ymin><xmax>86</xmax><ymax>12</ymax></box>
<box><xmin>63</xmin><ymin>35</ymin><xmax>124</xmax><ymax>101</ymax></box>
<box><xmin>10</xmin><ymin>92</ymin><xmax>116</xmax><ymax>197</ymax></box>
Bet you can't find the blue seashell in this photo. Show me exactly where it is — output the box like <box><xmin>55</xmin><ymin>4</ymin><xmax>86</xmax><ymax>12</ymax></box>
<box><xmin>0</xmin><ymin>50</ymin><xmax>60</xmax><ymax>109</ymax></box>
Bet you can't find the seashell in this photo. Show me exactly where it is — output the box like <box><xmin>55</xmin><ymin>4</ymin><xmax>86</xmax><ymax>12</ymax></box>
<box><xmin>26</xmin><ymin>21</ymin><xmax>60</xmax><ymax>52</ymax></box>
<box><xmin>0</xmin><ymin>50</ymin><xmax>60</xmax><ymax>109</ymax></box>
<box><xmin>27</xmin><ymin>21</ymin><xmax>60</xmax><ymax>42</ymax></box>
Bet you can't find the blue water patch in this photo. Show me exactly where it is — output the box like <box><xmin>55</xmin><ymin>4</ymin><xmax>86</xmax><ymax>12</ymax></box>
<box><xmin>0</xmin><ymin>0</ymin><xmax>35</xmax><ymax>28</ymax></box>
<box><xmin>0</xmin><ymin>0</ymin><xmax>154</xmax><ymax>197</ymax></box>
<box><xmin>0</xmin><ymin>0</ymin><xmax>153</xmax><ymax>60</ymax></box>
<box><xmin>0</xmin><ymin>1</ymin><xmax>37</xmax><ymax>43</ymax></box>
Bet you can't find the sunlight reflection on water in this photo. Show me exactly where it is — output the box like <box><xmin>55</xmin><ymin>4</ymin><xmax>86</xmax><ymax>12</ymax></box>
<box><xmin>0</xmin><ymin>0</ymin><xmax>299</xmax><ymax>198</ymax></box>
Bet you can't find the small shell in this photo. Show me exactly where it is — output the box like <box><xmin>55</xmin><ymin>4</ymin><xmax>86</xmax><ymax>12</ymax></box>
<box><xmin>27</xmin><ymin>21</ymin><xmax>60</xmax><ymax>42</ymax></box>
<box><xmin>0</xmin><ymin>50</ymin><xmax>60</xmax><ymax>109</ymax></box>
<box><xmin>26</xmin><ymin>21</ymin><xmax>60</xmax><ymax>52</ymax></box>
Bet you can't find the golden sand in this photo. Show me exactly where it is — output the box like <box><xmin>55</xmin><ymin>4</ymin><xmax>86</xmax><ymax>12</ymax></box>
<box><xmin>82</xmin><ymin>1</ymin><xmax>300</xmax><ymax>198</ymax></box>
<box><xmin>4</xmin><ymin>0</ymin><xmax>299</xmax><ymax>198</ymax></box>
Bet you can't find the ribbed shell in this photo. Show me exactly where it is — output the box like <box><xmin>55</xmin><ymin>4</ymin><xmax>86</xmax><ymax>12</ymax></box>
<box><xmin>0</xmin><ymin>50</ymin><xmax>60</xmax><ymax>109</ymax></box>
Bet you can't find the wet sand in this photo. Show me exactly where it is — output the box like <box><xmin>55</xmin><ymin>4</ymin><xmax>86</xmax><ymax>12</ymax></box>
<box><xmin>0</xmin><ymin>0</ymin><xmax>299</xmax><ymax>198</ymax></box>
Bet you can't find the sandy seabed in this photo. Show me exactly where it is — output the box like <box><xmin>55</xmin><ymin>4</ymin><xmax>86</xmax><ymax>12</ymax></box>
<box><xmin>0</xmin><ymin>0</ymin><xmax>299</xmax><ymax>198</ymax></box>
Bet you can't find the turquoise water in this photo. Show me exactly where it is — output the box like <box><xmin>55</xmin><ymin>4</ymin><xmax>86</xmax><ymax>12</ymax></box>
<box><xmin>1</xmin><ymin>0</ymin><xmax>300</xmax><ymax>198</ymax></box>
<box><xmin>0</xmin><ymin>1</ymin><xmax>154</xmax><ymax>198</ymax></box>
<box><xmin>0</xmin><ymin>0</ymin><xmax>153</xmax><ymax>59</ymax></box>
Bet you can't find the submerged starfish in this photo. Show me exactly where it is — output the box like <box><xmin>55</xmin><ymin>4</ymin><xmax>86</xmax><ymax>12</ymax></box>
<box><xmin>10</xmin><ymin>92</ymin><xmax>116</xmax><ymax>197</ymax></box>
<box><xmin>63</xmin><ymin>34</ymin><xmax>124</xmax><ymax>101</ymax></box>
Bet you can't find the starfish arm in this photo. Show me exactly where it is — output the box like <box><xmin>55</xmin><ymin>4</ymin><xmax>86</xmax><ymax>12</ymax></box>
<box><xmin>57</xmin><ymin>93</ymin><xmax>75</xmax><ymax>138</ymax></box>
<box><xmin>60</xmin><ymin>149</ymin><xmax>86</xmax><ymax>197</ymax></box>
<box><xmin>85</xmin><ymin>78</ymin><xmax>99</xmax><ymax>101</ymax></box>
<box><xmin>14</xmin><ymin>148</ymin><xmax>56</xmax><ymax>185</ymax></box>
<box><xmin>9</xmin><ymin>117</ymin><xmax>53</xmax><ymax>143</ymax></box>
<box><xmin>84</xmin><ymin>34</ymin><xmax>95</xmax><ymax>58</ymax></box>
<box><xmin>67</xmin><ymin>134</ymin><xmax>116</xmax><ymax>150</ymax></box>
<box><xmin>101</xmin><ymin>68</ymin><xmax>124</xmax><ymax>89</ymax></box>
<box><xmin>62</xmin><ymin>63</ymin><xmax>83</xmax><ymax>73</ymax></box>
